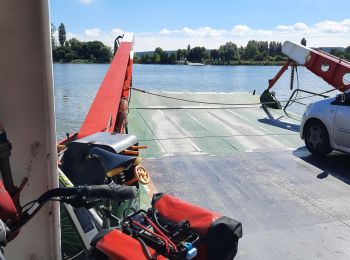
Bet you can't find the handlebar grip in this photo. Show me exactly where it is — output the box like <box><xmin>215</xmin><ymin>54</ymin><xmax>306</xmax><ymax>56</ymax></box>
<box><xmin>88</xmin><ymin>183</ymin><xmax>137</xmax><ymax>202</ymax></box>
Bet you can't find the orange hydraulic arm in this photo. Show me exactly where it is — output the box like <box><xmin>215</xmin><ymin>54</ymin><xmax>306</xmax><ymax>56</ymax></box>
<box><xmin>267</xmin><ymin>59</ymin><xmax>292</xmax><ymax>90</ymax></box>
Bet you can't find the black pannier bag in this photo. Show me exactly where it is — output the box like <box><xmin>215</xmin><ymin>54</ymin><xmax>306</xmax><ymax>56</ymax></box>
<box><xmin>60</xmin><ymin>132</ymin><xmax>138</xmax><ymax>185</ymax></box>
<box><xmin>152</xmin><ymin>193</ymin><xmax>242</xmax><ymax>260</ymax></box>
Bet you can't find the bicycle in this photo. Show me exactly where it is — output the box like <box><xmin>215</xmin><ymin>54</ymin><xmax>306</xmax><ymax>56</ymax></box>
<box><xmin>58</xmin><ymin>146</ymin><xmax>150</xmax><ymax>259</ymax></box>
<box><xmin>0</xmin><ymin>181</ymin><xmax>137</xmax><ymax>259</ymax></box>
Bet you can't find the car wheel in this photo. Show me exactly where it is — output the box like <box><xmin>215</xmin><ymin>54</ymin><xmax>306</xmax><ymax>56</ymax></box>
<box><xmin>304</xmin><ymin>120</ymin><xmax>332</xmax><ymax>156</ymax></box>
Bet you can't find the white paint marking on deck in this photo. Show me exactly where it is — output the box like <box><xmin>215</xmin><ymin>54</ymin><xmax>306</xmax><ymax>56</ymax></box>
<box><xmin>225</xmin><ymin>108</ymin><xmax>289</xmax><ymax>149</ymax></box>
<box><xmin>186</xmin><ymin>138</ymin><xmax>202</xmax><ymax>152</ymax></box>
<box><xmin>136</xmin><ymin>110</ymin><xmax>167</xmax><ymax>153</ymax></box>
<box><xmin>206</xmin><ymin>110</ymin><xmax>263</xmax><ymax>150</ymax></box>
<box><xmin>159</xmin><ymin>110</ymin><xmax>203</xmax><ymax>152</ymax></box>
<box><xmin>211</xmin><ymin>109</ymin><xmax>285</xmax><ymax>149</ymax></box>
<box><xmin>226</xmin><ymin>109</ymin><xmax>275</xmax><ymax>135</ymax></box>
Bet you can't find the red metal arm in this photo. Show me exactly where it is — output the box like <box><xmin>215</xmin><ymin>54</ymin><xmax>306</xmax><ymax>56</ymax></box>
<box><xmin>78</xmin><ymin>39</ymin><xmax>133</xmax><ymax>138</ymax></box>
<box><xmin>267</xmin><ymin>59</ymin><xmax>291</xmax><ymax>90</ymax></box>
<box><xmin>305</xmin><ymin>49</ymin><xmax>350</xmax><ymax>92</ymax></box>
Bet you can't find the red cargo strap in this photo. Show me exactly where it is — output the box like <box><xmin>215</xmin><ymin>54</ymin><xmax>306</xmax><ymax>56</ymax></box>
<box><xmin>0</xmin><ymin>180</ymin><xmax>17</xmax><ymax>222</ymax></box>
<box><xmin>153</xmin><ymin>194</ymin><xmax>222</xmax><ymax>236</ymax></box>
<box><xmin>96</xmin><ymin>229</ymin><xmax>166</xmax><ymax>260</ymax></box>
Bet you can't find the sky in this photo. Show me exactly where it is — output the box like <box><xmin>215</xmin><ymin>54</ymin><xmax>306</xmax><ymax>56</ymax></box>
<box><xmin>50</xmin><ymin>0</ymin><xmax>350</xmax><ymax>51</ymax></box>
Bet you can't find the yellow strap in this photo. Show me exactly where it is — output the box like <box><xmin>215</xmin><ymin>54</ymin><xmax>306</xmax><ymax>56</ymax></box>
<box><xmin>106</xmin><ymin>167</ymin><xmax>124</xmax><ymax>177</ymax></box>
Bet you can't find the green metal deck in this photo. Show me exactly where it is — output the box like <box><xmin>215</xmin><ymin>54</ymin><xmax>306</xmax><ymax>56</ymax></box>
<box><xmin>129</xmin><ymin>91</ymin><xmax>302</xmax><ymax>157</ymax></box>
<box><xmin>129</xmin><ymin>90</ymin><xmax>350</xmax><ymax>260</ymax></box>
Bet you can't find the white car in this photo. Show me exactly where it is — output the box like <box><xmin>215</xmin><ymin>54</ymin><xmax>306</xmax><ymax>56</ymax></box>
<box><xmin>300</xmin><ymin>90</ymin><xmax>350</xmax><ymax>155</ymax></box>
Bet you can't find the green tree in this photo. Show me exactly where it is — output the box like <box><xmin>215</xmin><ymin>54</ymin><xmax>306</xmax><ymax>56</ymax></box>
<box><xmin>257</xmin><ymin>41</ymin><xmax>268</xmax><ymax>53</ymax></box>
<box><xmin>68</xmin><ymin>38</ymin><xmax>83</xmax><ymax>58</ymax></box>
<box><xmin>160</xmin><ymin>52</ymin><xmax>169</xmax><ymax>64</ymax></box>
<box><xmin>152</xmin><ymin>53</ymin><xmax>160</xmax><ymax>63</ymax></box>
<box><xmin>276</xmin><ymin>42</ymin><xmax>282</xmax><ymax>55</ymax></box>
<box><xmin>58</xmin><ymin>23</ymin><xmax>66</xmax><ymax>47</ymax></box>
<box><xmin>51</xmin><ymin>23</ymin><xmax>56</xmax><ymax>48</ymax></box>
<box><xmin>176</xmin><ymin>49</ymin><xmax>182</xmax><ymax>60</ymax></box>
<box><xmin>187</xmin><ymin>46</ymin><xmax>206</xmax><ymax>62</ymax></box>
<box><xmin>254</xmin><ymin>53</ymin><xmax>264</xmax><ymax>61</ymax></box>
<box><xmin>210</xmin><ymin>49</ymin><xmax>220</xmax><ymax>62</ymax></box>
<box><xmin>218</xmin><ymin>42</ymin><xmax>239</xmax><ymax>63</ymax></box>
<box><xmin>86</xmin><ymin>41</ymin><xmax>112</xmax><ymax>62</ymax></box>
<box><xmin>169</xmin><ymin>53</ymin><xmax>176</xmax><ymax>63</ymax></box>
<box><xmin>269</xmin><ymin>41</ymin><xmax>277</xmax><ymax>57</ymax></box>
<box><xmin>242</xmin><ymin>41</ymin><xmax>258</xmax><ymax>60</ymax></box>
<box><xmin>140</xmin><ymin>54</ymin><xmax>151</xmax><ymax>64</ymax></box>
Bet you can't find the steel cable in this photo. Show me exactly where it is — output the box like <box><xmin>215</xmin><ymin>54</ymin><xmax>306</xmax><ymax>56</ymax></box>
<box><xmin>128</xmin><ymin>87</ymin><xmax>336</xmax><ymax>107</ymax></box>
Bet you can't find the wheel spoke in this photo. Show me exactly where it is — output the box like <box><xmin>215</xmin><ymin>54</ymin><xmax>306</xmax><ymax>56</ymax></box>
<box><xmin>307</xmin><ymin>126</ymin><xmax>323</xmax><ymax>150</ymax></box>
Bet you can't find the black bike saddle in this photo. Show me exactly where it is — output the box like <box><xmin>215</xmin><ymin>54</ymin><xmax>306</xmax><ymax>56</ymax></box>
<box><xmin>88</xmin><ymin>147</ymin><xmax>135</xmax><ymax>172</ymax></box>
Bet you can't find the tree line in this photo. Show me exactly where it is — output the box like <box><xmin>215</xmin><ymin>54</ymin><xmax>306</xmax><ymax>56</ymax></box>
<box><xmin>329</xmin><ymin>47</ymin><xmax>350</xmax><ymax>61</ymax></box>
<box><xmin>136</xmin><ymin>40</ymin><xmax>287</xmax><ymax>65</ymax></box>
<box><xmin>50</xmin><ymin>26</ymin><xmax>350</xmax><ymax>65</ymax></box>
<box><xmin>51</xmin><ymin>23</ymin><xmax>112</xmax><ymax>63</ymax></box>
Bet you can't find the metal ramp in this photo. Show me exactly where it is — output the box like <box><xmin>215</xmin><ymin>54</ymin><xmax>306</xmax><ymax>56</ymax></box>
<box><xmin>129</xmin><ymin>90</ymin><xmax>350</xmax><ymax>259</ymax></box>
<box><xmin>143</xmin><ymin>150</ymin><xmax>350</xmax><ymax>260</ymax></box>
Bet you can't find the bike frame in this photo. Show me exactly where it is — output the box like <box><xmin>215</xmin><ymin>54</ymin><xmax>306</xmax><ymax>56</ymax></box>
<box><xmin>58</xmin><ymin>168</ymin><xmax>103</xmax><ymax>253</ymax></box>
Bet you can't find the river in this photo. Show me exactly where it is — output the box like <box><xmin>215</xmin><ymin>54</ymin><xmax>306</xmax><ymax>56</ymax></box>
<box><xmin>54</xmin><ymin>64</ymin><xmax>335</xmax><ymax>139</ymax></box>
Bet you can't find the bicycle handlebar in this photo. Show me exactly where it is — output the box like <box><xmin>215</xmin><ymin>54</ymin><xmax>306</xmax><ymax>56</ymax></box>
<box><xmin>6</xmin><ymin>183</ymin><xmax>137</xmax><ymax>238</ymax></box>
<box><xmin>89</xmin><ymin>183</ymin><xmax>137</xmax><ymax>202</ymax></box>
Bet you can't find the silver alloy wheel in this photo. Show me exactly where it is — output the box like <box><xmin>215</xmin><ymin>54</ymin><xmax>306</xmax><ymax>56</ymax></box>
<box><xmin>304</xmin><ymin>120</ymin><xmax>332</xmax><ymax>156</ymax></box>
<box><xmin>307</xmin><ymin>125</ymin><xmax>324</xmax><ymax>150</ymax></box>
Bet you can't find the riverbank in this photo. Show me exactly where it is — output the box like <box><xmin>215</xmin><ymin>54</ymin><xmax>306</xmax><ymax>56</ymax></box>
<box><xmin>54</xmin><ymin>60</ymin><xmax>110</xmax><ymax>64</ymax></box>
<box><xmin>55</xmin><ymin>60</ymin><xmax>287</xmax><ymax>65</ymax></box>
<box><xmin>134</xmin><ymin>60</ymin><xmax>288</xmax><ymax>66</ymax></box>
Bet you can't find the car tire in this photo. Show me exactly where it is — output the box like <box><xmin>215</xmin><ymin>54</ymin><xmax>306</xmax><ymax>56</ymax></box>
<box><xmin>304</xmin><ymin>120</ymin><xmax>332</xmax><ymax>156</ymax></box>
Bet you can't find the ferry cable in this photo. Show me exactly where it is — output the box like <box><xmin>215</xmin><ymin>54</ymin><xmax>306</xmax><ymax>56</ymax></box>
<box><xmin>128</xmin><ymin>87</ymin><xmax>336</xmax><ymax>107</ymax></box>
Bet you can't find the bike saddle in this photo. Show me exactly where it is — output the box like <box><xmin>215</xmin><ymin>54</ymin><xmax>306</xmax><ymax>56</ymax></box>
<box><xmin>88</xmin><ymin>147</ymin><xmax>135</xmax><ymax>173</ymax></box>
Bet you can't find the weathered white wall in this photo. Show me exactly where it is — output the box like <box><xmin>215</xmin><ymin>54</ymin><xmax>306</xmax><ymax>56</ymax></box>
<box><xmin>0</xmin><ymin>0</ymin><xmax>59</xmax><ymax>259</ymax></box>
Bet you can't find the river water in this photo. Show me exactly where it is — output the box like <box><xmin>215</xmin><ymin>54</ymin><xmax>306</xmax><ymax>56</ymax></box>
<box><xmin>54</xmin><ymin>64</ymin><xmax>335</xmax><ymax>139</ymax></box>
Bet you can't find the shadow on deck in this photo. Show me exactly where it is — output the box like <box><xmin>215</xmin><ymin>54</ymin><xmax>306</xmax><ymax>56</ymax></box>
<box><xmin>294</xmin><ymin>147</ymin><xmax>350</xmax><ymax>185</ymax></box>
<box><xmin>257</xmin><ymin>118</ymin><xmax>300</xmax><ymax>132</ymax></box>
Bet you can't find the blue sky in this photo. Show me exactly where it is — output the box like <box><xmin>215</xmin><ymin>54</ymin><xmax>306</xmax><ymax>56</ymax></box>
<box><xmin>50</xmin><ymin>0</ymin><xmax>350</xmax><ymax>51</ymax></box>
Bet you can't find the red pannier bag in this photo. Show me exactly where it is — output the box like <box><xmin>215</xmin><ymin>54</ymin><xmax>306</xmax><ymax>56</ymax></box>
<box><xmin>0</xmin><ymin>180</ymin><xmax>17</xmax><ymax>222</ymax></box>
<box><xmin>0</xmin><ymin>180</ymin><xmax>18</xmax><ymax>242</ymax></box>
<box><xmin>91</xmin><ymin>229</ymin><xmax>167</xmax><ymax>260</ymax></box>
<box><xmin>152</xmin><ymin>193</ymin><xmax>242</xmax><ymax>260</ymax></box>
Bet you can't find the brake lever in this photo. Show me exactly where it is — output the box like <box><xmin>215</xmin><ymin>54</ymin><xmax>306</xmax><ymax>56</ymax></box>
<box><xmin>84</xmin><ymin>199</ymin><xmax>102</xmax><ymax>209</ymax></box>
<box><xmin>61</xmin><ymin>196</ymin><xmax>102</xmax><ymax>209</ymax></box>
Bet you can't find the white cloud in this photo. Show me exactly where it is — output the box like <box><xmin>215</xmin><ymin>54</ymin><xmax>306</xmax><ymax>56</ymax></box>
<box><xmin>276</xmin><ymin>25</ymin><xmax>291</xmax><ymax>31</ymax></box>
<box><xmin>84</xmin><ymin>28</ymin><xmax>101</xmax><ymax>37</ymax></box>
<box><xmin>315</xmin><ymin>19</ymin><xmax>350</xmax><ymax>33</ymax></box>
<box><xmin>59</xmin><ymin>19</ymin><xmax>350</xmax><ymax>51</ymax></box>
<box><xmin>181</xmin><ymin>27</ymin><xmax>227</xmax><ymax>38</ymax></box>
<box><xmin>276</xmin><ymin>22</ymin><xmax>309</xmax><ymax>32</ymax></box>
<box><xmin>160</xmin><ymin>28</ymin><xmax>172</xmax><ymax>35</ymax></box>
<box><xmin>78</xmin><ymin>0</ymin><xmax>93</xmax><ymax>4</ymax></box>
<box><xmin>111</xmin><ymin>28</ymin><xmax>124</xmax><ymax>36</ymax></box>
<box><xmin>293</xmin><ymin>23</ymin><xmax>309</xmax><ymax>31</ymax></box>
<box><xmin>231</xmin><ymin>25</ymin><xmax>251</xmax><ymax>35</ymax></box>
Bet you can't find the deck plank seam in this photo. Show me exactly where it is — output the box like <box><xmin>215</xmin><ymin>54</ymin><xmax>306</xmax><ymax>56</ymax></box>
<box><xmin>135</xmin><ymin>134</ymin><xmax>299</xmax><ymax>141</ymax></box>
<box><xmin>182</xmin><ymin>109</ymin><xmax>239</xmax><ymax>151</ymax></box>
<box><xmin>159</xmin><ymin>109</ymin><xmax>202</xmax><ymax>152</ymax></box>
<box><xmin>135</xmin><ymin>109</ymin><xmax>168</xmax><ymax>153</ymax></box>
